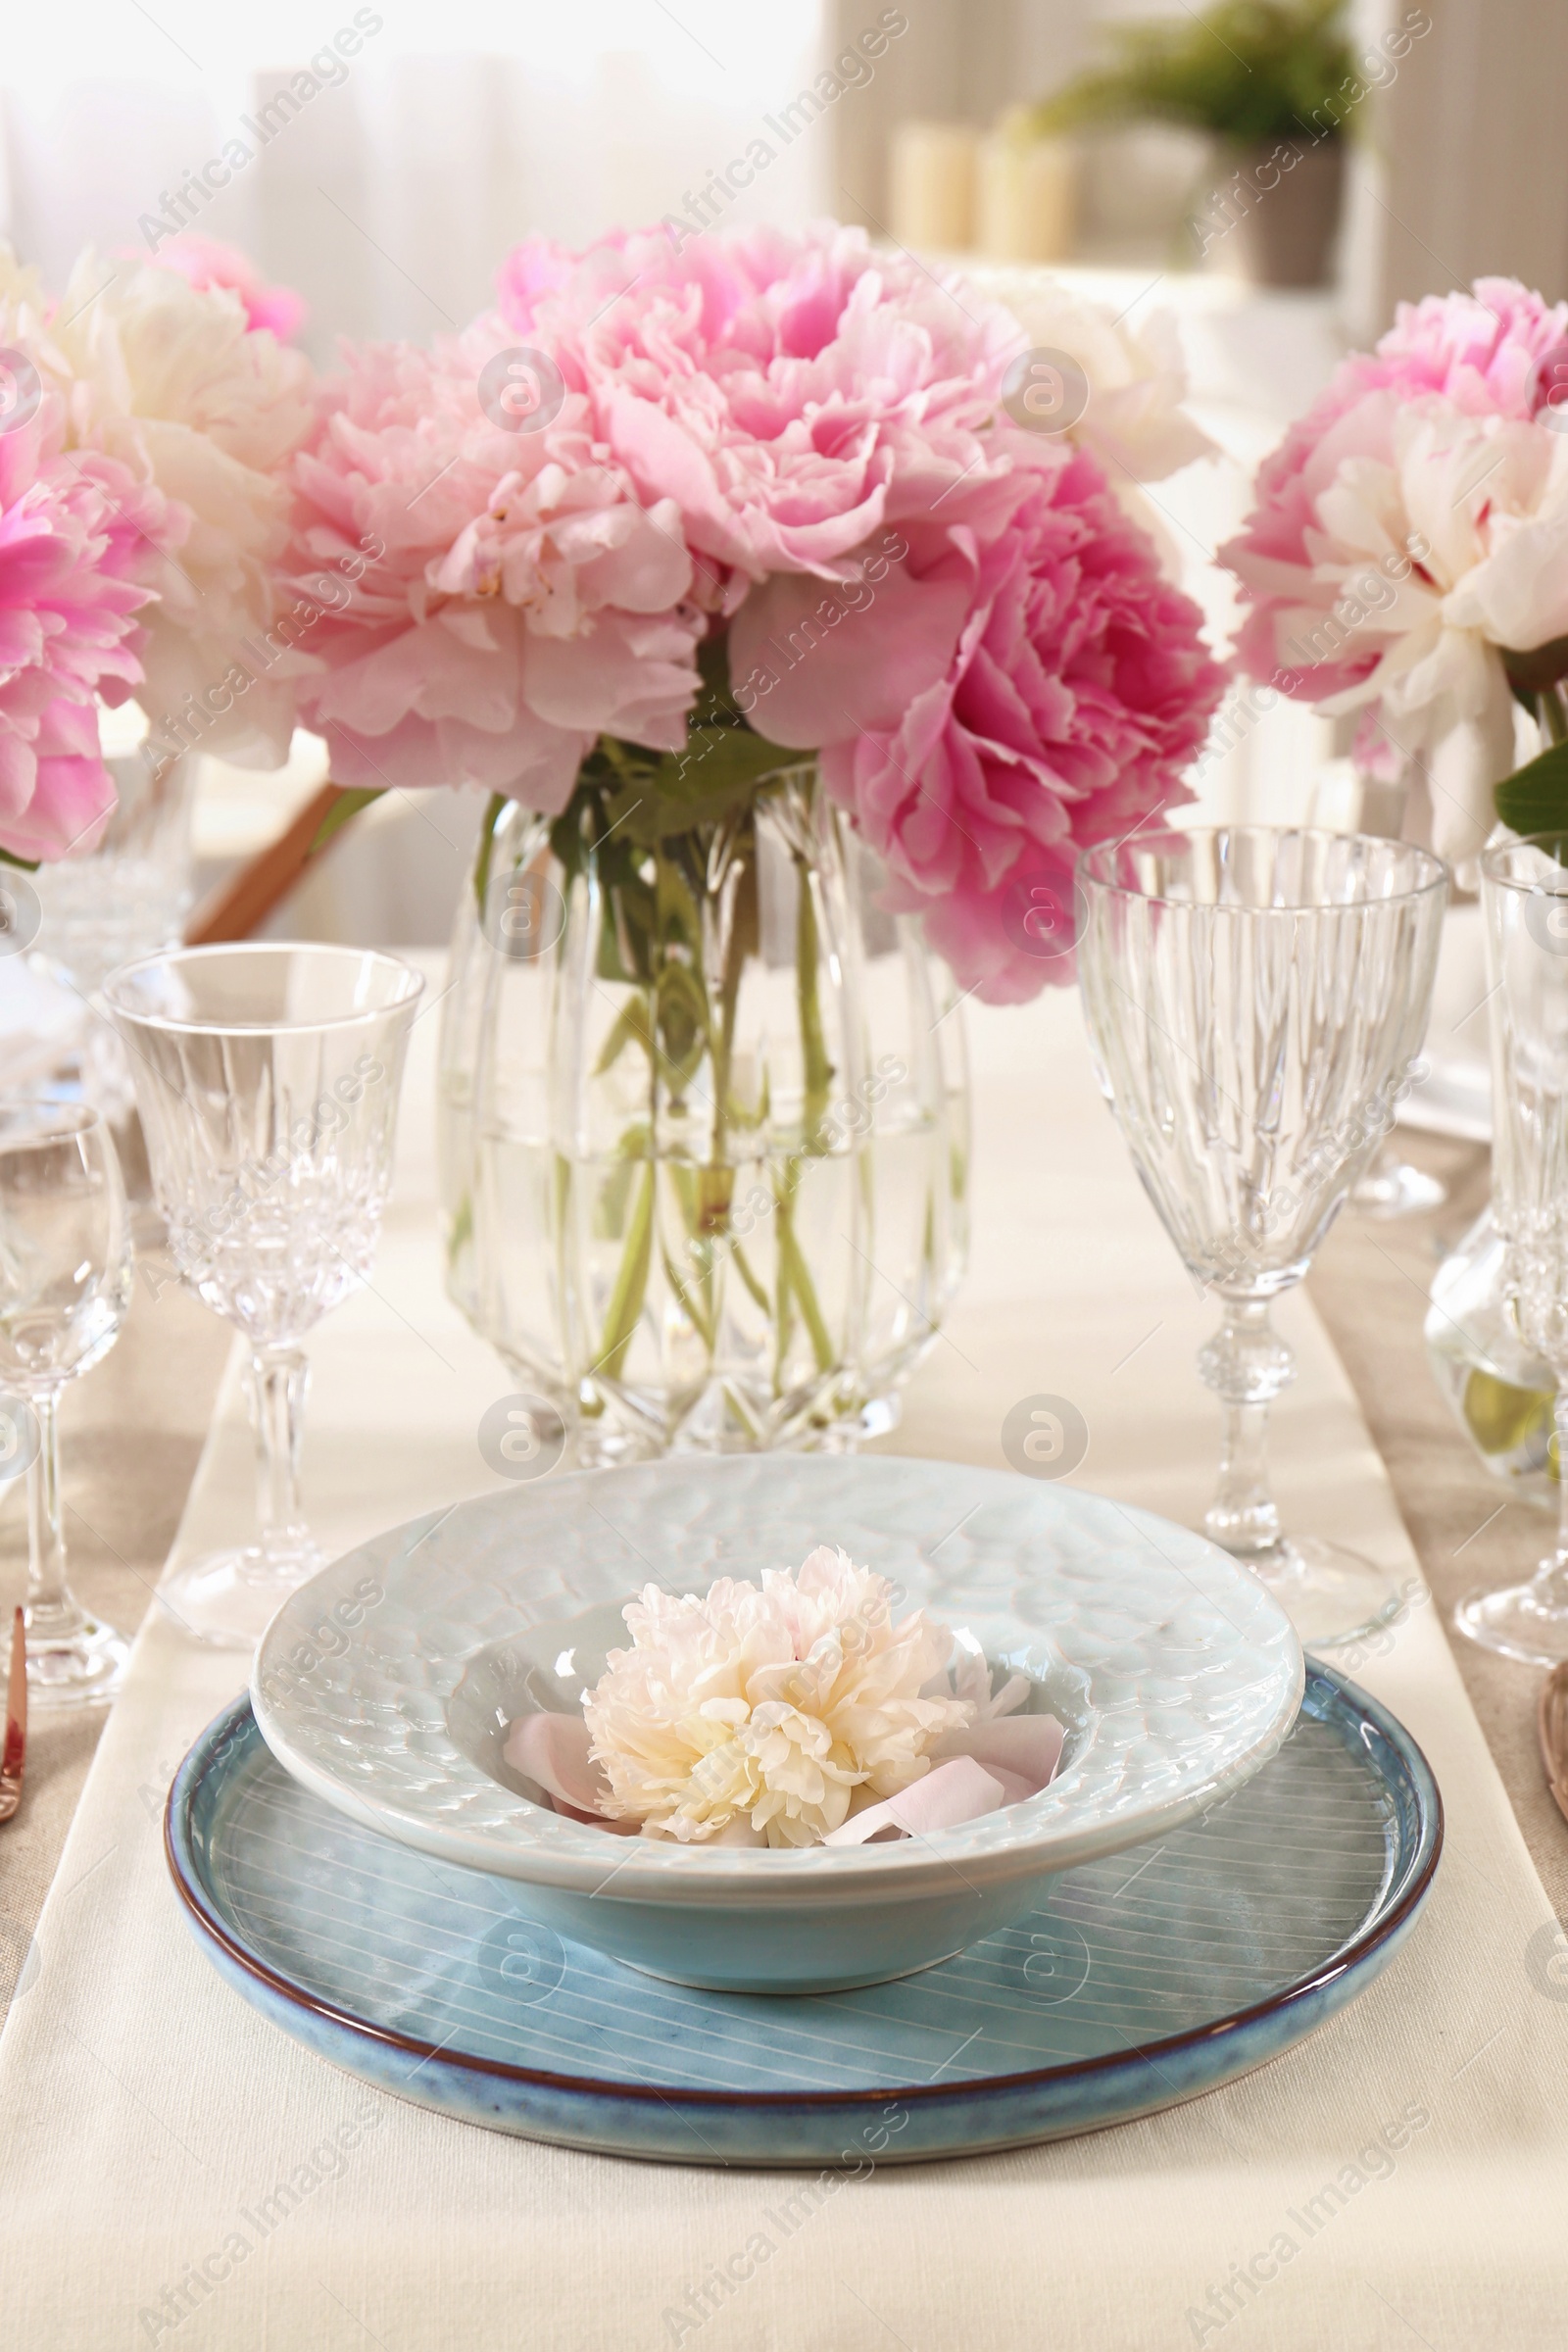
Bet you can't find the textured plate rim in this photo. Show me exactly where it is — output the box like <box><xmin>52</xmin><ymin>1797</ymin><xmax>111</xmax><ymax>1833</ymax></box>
<box><xmin>249</xmin><ymin>1454</ymin><xmax>1305</xmax><ymax>1894</ymax></box>
<box><xmin>168</xmin><ymin>1665</ymin><xmax>1442</xmax><ymax>2115</ymax></box>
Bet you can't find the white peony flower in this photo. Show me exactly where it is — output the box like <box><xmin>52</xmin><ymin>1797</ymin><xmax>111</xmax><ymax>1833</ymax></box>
<box><xmin>1252</xmin><ymin>396</ymin><xmax>1568</xmax><ymax>861</ymax></box>
<box><xmin>992</xmin><ymin>277</ymin><xmax>1215</xmax><ymax>484</ymax></box>
<box><xmin>1</xmin><ymin>246</ymin><xmax>316</xmax><ymax>767</ymax></box>
<box><xmin>961</xmin><ymin>266</ymin><xmax>1215</xmax><ymax>579</ymax></box>
<box><xmin>584</xmin><ymin>1546</ymin><xmax>975</xmax><ymax>1848</ymax></box>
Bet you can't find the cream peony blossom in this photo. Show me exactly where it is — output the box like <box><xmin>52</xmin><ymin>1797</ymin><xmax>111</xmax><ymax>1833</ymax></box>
<box><xmin>977</xmin><ymin>272</ymin><xmax>1214</xmax><ymax>483</ymax></box>
<box><xmin>0</xmin><ymin>246</ymin><xmax>316</xmax><ymax>767</ymax></box>
<box><xmin>960</xmin><ymin>267</ymin><xmax>1215</xmax><ymax>581</ymax></box>
<box><xmin>584</xmin><ymin>1547</ymin><xmax>975</xmax><ymax>1847</ymax></box>
<box><xmin>1231</xmin><ymin>394</ymin><xmax>1568</xmax><ymax>861</ymax></box>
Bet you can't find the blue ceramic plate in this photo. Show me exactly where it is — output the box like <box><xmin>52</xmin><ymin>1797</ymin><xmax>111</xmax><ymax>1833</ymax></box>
<box><xmin>168</xmin><ymin>1666</ymin><xmax>1440</xmax><ymax>2166</ymax></box>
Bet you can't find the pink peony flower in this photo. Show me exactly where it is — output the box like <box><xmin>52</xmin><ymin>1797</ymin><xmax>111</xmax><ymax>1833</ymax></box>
<box><xmin>282</xmin><ymin>322</ymin><xmax>702</xmax><ymax>806</ymax></box>
<box><xmin>1224</xmin><ymin>279</ymin><xmax>1568</xmax><ymax>701</ymax></box>
<box><xmin>496</xmin><ymin>221</ymin><xmax>1021</xmax><ymax>600</ymax></box>
<box><xmin>148</xmin><ymin>235</ymin><xmax>307</xmax><ymax>342</ymax></box>
<box><xmin>1222</xmin><ymin>279</ymin><xmax>1568</xmax><ymax>859</ymax></box>
<box><xmin>732</xmin><ymin>430</ymin><xmax>1224</xmax><ymax>1004</ymax></box>
<box><xmin>0</xmin><ymin>403</ymin><xmax>182</xmax><ymax>861</ymax></box>
<box><xmin>1373</xmin><ymin>278</ymin><xmax>1568</xmax><ymax>420</ymax></box>
<box><xmin>28</xmin><ymin>248</ymin><xmax>317</xmax><ymax>770</ymax></box>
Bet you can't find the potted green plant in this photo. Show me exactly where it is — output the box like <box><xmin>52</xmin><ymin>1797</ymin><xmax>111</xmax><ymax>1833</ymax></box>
<box><xmin>1024</xmin><ymin>0</ymin><xmax>1363</xmax><ymax>289</ymax></box>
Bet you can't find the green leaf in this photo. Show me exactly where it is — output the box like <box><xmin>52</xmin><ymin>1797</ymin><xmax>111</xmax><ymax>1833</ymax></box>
<box><xmin>1495</xmin><ymin>742</ymin><xmax>1568</xmax><ymax>840</ymax></box>
<box><xmin>1504</xmin><ymin>638</ymin><xmax>1568</xmax><ymax>697</ymax></box>
<box><xmin>600</xmin><ymin>727</ymin><xmax>801</xmax><ymax>849</ymax></box>
<box><xmin>592</xmin><ymin>996</ymin><xmax>655</xmax><ymax>1078</ymax></box>
<box><xmin>311</xmin><ymin>787</ymin><xmax>384</xmax><ymax>857</ymax></box>
<box><xmin>589</xmin><ymin>634</ymin><xmax>803</xmax><ymax>849</ymax></box>
<box><xmin>0</xmin><ymin>846</ymin><xmax>39</xmax><ymax>873</ymax></box>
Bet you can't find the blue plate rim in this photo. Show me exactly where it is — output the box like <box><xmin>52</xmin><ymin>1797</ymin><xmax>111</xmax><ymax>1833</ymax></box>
<box><xmin>166</xmin><ymin>1664</ymin><xmax>1443</xmax><ymax>2115</ymax></box>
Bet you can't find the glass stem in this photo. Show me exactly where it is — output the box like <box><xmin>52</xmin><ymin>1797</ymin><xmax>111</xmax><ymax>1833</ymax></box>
<box><xmin>24</xmin><ymin>1390</ymin><xmax>81</xmax><ymax>1640</ymax></box>
<box><xmin>249</xmin><ymin>1347</ymin><xmax>311</xmax><ymax>1556</ymax></box>
<box><xmin>1199</xmin><ymin>1296</ymin><xmax>1298</xmax><ymax>1560</ymax></box>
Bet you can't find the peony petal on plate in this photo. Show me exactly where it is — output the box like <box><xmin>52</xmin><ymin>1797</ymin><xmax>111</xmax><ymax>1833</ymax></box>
<box><xmin>822</xmin><ymin>1754</ymin><xmax>1005</xmax><ymax>1846</ymax></box>
<box><xmin>934</xmin><ymin>1713</ymin><xmax>1066</xmax><ymax>1793</ymax></box>
<box><xmin>504</xmin><ymin>1711</ymin><xmax>632</xmax><ymax>1827</ymax></box>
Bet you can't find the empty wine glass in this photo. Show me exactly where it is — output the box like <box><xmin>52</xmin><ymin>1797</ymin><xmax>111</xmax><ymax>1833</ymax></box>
<box><xmin>102</xmin><ymin>944</ymin><xmax>423</xmax><ymax>1647</ymax></box>
<box><xmin>31</xmin><ymin>725</ymin><xmax>200</xmax><ymax>1242</ymax></box>
<box><xmin>0</xmin><ymin>1102</ymin><xmax>134</xmax><ymax>1706</ymax></box>
<box><xmin>1078</xmin><ymin>827</ymin><xmax>1446</xmax><ymax>1647</ymax></box>
<box><xmin>1305</xmin><ymin>761</ymin><xmax>1446</xmax><ymax>1222</ymax></box>
<box><xmin>1457</xmin><ymin>835</ymin><xmax>1568</xmax><ymax>1664</ymax></box>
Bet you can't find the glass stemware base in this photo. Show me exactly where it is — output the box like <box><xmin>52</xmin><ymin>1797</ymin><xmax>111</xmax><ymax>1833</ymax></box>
<box><xmin>1235</xmin><ymin>1538</ymin><xmax>1404</xmax><ymax>1652</ymax></box>
<box><xmin>1454</xmin><ymin>1575</ymin><xmax>1568</xmax><ymax>1667</ymax></box>
<box><xmin>24</xmin><ymin>1600</ymin><xmax>128</xmax><ymax>1709</ymax></box>
<box><xmin>1349</xmin><ymin>1149</ymin><xmax>1446</xmax><ymax>1221</ymax></box>
<box><xmin>157</xmin><ymin>1539</ymin><xmax>327</xmax><ymax>1650</ymax></box>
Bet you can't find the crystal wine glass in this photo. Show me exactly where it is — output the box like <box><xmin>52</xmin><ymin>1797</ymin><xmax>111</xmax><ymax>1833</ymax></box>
<box><xmin>1077</xmin><ymin>826</ymin><xmax>1447</xmax><ymax>1647</ymax></box>
<box><xmin>1304</xmin><ymin>763</ymin><xmax>1446</xmax><ymax>1223</ymax></box>
<box><xmin>31</xmin><ymin>726</ymin><xmax>200</xmax><ymax>1240</ymax></box>
<box><xmin>102</xmin><ymin>944</ymin><xmax>423</xmax><ymax>1647</ymax></box>
<box><xmin>0</xmin><ymin>1102</ymin><xmax>134</xmax><ymax>1706</ymax></box>
<box><xmin>1457</xmin><ymin>835</ymin><xmax>1568</xmax><ymax>1663</ymax></box>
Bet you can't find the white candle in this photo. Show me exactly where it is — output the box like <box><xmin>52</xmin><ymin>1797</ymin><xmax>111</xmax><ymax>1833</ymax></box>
<box><xmin>889</xmin><ymin>121</ymin><xmax>978</xmax><ymax>252</ymax></box>
<box><xmin>976</xmin><ymin>134</ymin><xmax>1076</xmax><ymax>263</ymax></box>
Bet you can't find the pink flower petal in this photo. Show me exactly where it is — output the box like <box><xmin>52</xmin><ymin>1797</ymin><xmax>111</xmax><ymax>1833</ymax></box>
<box><xmin>503</xmin><ymin>1711</ymin><xmax>639</xmax><ymax>1834</ymax></box>
<box><xmin>934</xmin><ymin>1713</ymin><xmax>1066</xmax><ymax>1791</ymax></box>
<box><xmin>822</xmin><ymin>1755</ymin><xmax>1006</xmax><ymax>1846</ymax></box>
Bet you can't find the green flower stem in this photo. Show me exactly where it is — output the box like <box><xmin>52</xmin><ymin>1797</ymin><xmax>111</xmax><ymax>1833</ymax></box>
<box><xmin>595</xmin><ymin>1157</ymin><xmax>656</xmax><ymax>1384</ymax></box>
<box><xmin>662</xmin><ymin>1235</ymin><xmax>717</xmax><ymax>1354</ymax></box>
<box><xmin>532</xmin><ymin>749</ymin><xmax>842</xmax><ymax>1413</ymax></box>
<box><xmin>794</xmin><ymin>850</ymin><xmax>833</xmax><ymax>1145</ymax></box>
<box><xmin>472</xmin><ymin>792</ymin><xmax>509</xmax><ymax>913</ymax></box>
<box><xmin>729</xmin><ymin>1240</ymin><xmax>771</xmax><ymax>1317</ymax></box>
<box><xmin>775</xmin><ymin>1175</ymin><xmax>835</xmax><ymax>1377</ymax></box>
<box><xmin>686</xmin><ymin>823</ymin><xmax>758</xmax><ymax>1344</ymax></box>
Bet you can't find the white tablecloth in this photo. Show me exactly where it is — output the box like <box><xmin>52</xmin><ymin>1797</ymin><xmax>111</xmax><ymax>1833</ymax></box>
<box><xmin>3</xmin><ymin>986</ymin><xmax>1565</xmax><ymax>2351</ymax></box>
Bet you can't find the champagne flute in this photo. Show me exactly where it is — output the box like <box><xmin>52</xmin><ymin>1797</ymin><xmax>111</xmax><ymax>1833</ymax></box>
<box><xmin>102</xmin><ymin>943</ymin><xmax>423</xmax><ymax>1647</ymax></box>
<box><xmin>0</xmin><ymin>1102</ymin><xmax>133</xmax><ymax>1706</ymax></box>
<box><xmin>1077</xmin><ymin>826</ymin><xmax>1446</xmax><ymax>1646</ymax></box>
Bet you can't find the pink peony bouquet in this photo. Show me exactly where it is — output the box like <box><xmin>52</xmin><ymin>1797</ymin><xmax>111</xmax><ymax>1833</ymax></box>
<box><xmin>0</xmin><ymin>219</ymin><xmax>1224</xmax><ymax>994</ymax></box>
<box><xmin>1221</xmin><ymin>277</ymin><xmax>1568</xmax><ymax>862</ymax></box>
<box><xmin>283</xmin><ymin>221</ymin><xmax>1224</xmax><ymax>1000</ymax></box>
<box><xmin>0</xmin><ymin>237</ymin><xmax>314</xmax><ymax>863</ymax></box>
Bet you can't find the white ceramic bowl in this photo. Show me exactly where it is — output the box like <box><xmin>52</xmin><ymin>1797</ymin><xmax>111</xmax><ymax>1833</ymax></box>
<box><xmin>252</xmin><ymin>1456</ymin><xmax>1303</xmax><ymax>1993</ymax></box>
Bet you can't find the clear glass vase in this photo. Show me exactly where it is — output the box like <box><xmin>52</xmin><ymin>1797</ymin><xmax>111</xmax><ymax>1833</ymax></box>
<box><xmin>1426</xmin><ymin>1206</ymin><xmax>1559</xmax><ymax>1505</ymax></box>
<box><xmin>437</xmin><ymin>764</ymin><xmax>969</xmax><ymax>1460</ymax></box>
